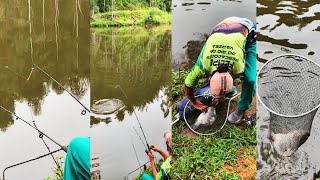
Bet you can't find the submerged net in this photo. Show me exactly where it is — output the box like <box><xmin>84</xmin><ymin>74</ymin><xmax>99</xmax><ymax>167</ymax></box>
<box><xmin>257</xmin><ymin>54</ymin><xmax>320</xmax><ymax>117</ymax></box>
<box><xmin>257</xmin><ymin>54</ymin><xmax>320</xmax><ymax>157</ymax></box>
<box><xmin>269</xmin><ymin>110</ymin><xmax>317</xmax><ymax>157</ymax></box>
<box><xmin>91</xmin><ymin>99</ymin><xmax>125</xmax><ymax>115</ymax></box>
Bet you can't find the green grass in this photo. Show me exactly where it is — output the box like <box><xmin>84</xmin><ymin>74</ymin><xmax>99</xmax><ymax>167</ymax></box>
<box><xmin>44</xmin><ymin>156</ymin><xmax>64</xmax><ymax>180</ymax></box>
<box><xmin>91</xmin><ymin>8</ymin><xmax>171</xmax><ymax>28</ymax></box>
<box><xmin>136</xmin><ymin>69</ymin><xmax>256</xmax><ymax>179</ymax></box>
<box><xmin>172</xmin><ymin>122</ymin><xmax>256</xmax><ymax>179</ymax></box>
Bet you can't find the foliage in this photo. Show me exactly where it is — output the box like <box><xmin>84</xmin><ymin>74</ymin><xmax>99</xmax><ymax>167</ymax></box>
<box><xmin>90</xmin><ymin>8</ymin><xmax>171</xmax><ymax>27</ymax></box>
<box><xmin>171</xmin><ymin>70</ymin><xmax>188</xmax><ymax>101</ymax></box>
<box><xmin>172</xmin><ymin>121</ymin><xmax>256</xmax><ymax>179</ymax></box>
<box><xmin>91</xmin><ymin>0</ymin><xmax>171</xmax><ymax>13</ymax></box>
<box><xmin>44</xmin><ymin>156</ymin><xmax>65</xmax><ymax>180</ymax></box>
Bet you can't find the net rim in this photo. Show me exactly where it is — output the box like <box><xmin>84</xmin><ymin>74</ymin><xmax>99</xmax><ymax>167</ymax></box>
<box><xmin>183</xmin><ymin>92</ymin><xmax>241</xmax><ymax>136</ymax></box>
<box><xmin>256</xmin><ymin>53</ymin><xmax>320</xmax><ymax>118</ymax></box>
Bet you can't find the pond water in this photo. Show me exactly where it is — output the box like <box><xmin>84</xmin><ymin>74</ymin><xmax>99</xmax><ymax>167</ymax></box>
<box><xmin>90</xmin><ymin>26</ymin><xmax>171</xmax><ymax>180</ymax></box>
<box><xmin>172</xmin><ymin>0</ymin><xmax>256</xmax><ymax>69</ymax></box>
<box><xmin>256</xmin><ymin>1</ymin><xmax>320</xmax><ymax>179</ymax></box>
<box><xmin>0</xmin><ymin>1</ymin><xmax>90</xmax><ymax>180</ymax></box>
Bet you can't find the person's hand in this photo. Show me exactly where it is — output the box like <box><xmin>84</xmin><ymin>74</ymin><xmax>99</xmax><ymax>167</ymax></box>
<box><xmin>193</xmin><ymin>100</ymin><xmax>208</xmax><ymax>112</ymax></box>
<box><xmin>147</xmin><ymin>151</ymin><xmax>155</xmax><ymax>162</ymax></box>
<box><xmin>150</xmin><ymin>144</ymin><xmax>160</xmax><ymax>152</ymax></box>
<box><xmin>62</xmin><ymin>146</ymin><xmax>68</xmax><ymax>153</ymax></box>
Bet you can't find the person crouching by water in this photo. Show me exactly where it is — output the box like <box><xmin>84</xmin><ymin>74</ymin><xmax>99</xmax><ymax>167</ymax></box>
<box><xmin>62</xmin><ymin>136</ymin><xmax>90</xmax><ymax>180</ymax></box>
<box><xmin>142</xmin><ymin>132</ymin><xmax>172</xmax><ymax>180</ymax></box>
<box><xmin>177</xmin><ymin>16</ymin><xmax>256</xmax><ymax>124</ymax></box>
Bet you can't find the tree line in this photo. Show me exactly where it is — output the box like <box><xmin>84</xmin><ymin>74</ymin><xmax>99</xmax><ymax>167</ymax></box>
<box><xmin>90</xmin><ymin>0</ymin><xmax>171</xmax><ymax>14</ymax></box>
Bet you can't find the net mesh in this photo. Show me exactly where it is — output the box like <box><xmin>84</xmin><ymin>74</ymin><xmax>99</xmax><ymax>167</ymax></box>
<box><xmin>258</xmin><ymin>54</ymin><xmax>320</xmax><ymax>117</ymax></box>
<box><xmin>91</xmin><ymin>99</ymin><xmax>125</xmax><ymax>115</ymax></box>
<box><xmin>184</xmin><ymin>94</ymin><xmax>240</xmax><ymax>135</ymax></box>
<box><xmin>270</xmin><ymin>110</ymin><xmax>316</xmax><ymax>157</ymax></box>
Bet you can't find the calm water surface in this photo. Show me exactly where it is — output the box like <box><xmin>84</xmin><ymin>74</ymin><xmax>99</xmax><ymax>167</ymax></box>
<box><xmin>90</xmin><ymin>26</ymin><xmax>171</xmax><ymax>180</ymax></box>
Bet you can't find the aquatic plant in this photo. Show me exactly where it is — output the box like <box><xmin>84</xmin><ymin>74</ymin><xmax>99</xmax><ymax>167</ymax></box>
<box><xmin>44</xmin><ymin>156</ymin><xmax>65</xmax><ymax>180</ymax></box>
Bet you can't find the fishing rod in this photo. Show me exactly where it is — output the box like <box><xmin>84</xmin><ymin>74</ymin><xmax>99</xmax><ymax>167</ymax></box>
<box><xmin>115</xmin><ymin>85</ymin><xmax>159</xmax><ymax>174</ymax></box>
<box><xmin>0</xmin><ymin>106</ymin><xmax>64</xmax><ymax>150</ymax></box>
<box><xmin>124</xmin><ymin>161</ymin><xmax>149</xmax><ymax>180</ymax></box>
<box><xmin>2</xmin><ymin>148</ymin><xmax>63</xmax><ymax>180</ymax></box>
<box><xmin>115</xmin><ymin>85</ymin><xmax>151</xmax><ymax>151</ymax></box>
<box><xmin>132</xmin><ymin>126</ymin><xmax>148</xmax><ymax>151</ymax></box>
<box><xmin>29</xmin><ymin>107</ymin><xmax>60</xmax><ymax>168</ymax></box>
<box><xmin>3</xmin><ymin>64</ymin><xmax>90</xmax><ymax>115</ymax></box>
<box><xmin>32</xmin><ymin>64</ymin><xmax>90</xmax><ymax>115</ymax></box>
<box><xmin>131</xmin><ymin>140</ymin><xmax>141</xmax><ymax>167</ymax></box>
<box><xmin>4</xmin><ymin>66</ymin><xmax>34</xmax><ymax>83</ymax></box>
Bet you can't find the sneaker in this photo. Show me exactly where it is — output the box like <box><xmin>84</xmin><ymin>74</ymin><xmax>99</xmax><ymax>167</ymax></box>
<box><xmin>228</xmin><ymin>108</ymin><xmax>245</xmax><ymax>124</ymax></box>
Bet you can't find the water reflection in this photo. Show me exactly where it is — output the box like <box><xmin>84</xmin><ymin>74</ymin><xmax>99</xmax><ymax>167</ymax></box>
<box><xmin>257</xmin><ymin>0</ymin><xmax>320</xmax><ymax>66</ymax></box>
<box><xmin>90</xmin><ymin>26</ymin><xmax>171</xmax><ymax>123</ymax></box>
<box><xmin>90</xmin><ymin>27</ymin><xmax>171</xmax><ymax>180</ymax></box>
<box><xmin>257</xmin><ymin>1</ymin><xmax>320</xmax><ymax>179</ymax></box>
<box><xmin>0</xmin><ymin>0</ymin><xmax>90</xmax><ymax>179</ymax></box>
<box><xmin>0</xmin><ymin>0</ymin><xmax>90</xmax><ymax>131</ymax></box>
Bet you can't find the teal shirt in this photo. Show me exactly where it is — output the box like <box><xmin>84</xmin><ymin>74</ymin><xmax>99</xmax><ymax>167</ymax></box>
<box><xmin>63</xmin><ymin>137</ymin><xmax>90</xmax><ymax>180</ymax></box>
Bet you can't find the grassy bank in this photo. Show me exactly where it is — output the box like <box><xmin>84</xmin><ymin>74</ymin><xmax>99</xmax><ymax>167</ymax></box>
<box><xmin>171</xmin><ymin>70</ymin><xmax>257</xmax><ymax>179</ymax></box>
<box><xmin>91</xmin><ymin>8</ymin><xmax>171</xmax><ymax>28</ymax></box>
<box><xmin>136</xmin><ymin>70</ymin><xmax>257</xmax><ymax>179</ymax></box>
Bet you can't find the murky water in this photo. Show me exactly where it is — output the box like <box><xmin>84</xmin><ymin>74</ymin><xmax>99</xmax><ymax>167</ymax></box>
<box><xmin>257</xmin><ymin>1</ymin><xmax>320</xmax><ymax>67</ymax></box>
<box><xmin>90</xmin><ymin>26</ymin><xmax>171</xmax><ymax>180</ymax></box>
<box><xmin>0</xmin><ymin>1</ymin><xmax>90</xmax><ymax>180</ymax></box>
<box><xmin>256</xmin><ymin>1</ymin><xmax>320</xmax><ymax>179</ymax></box>
<box><xmin>172</xmin><ymin>0</ymin><xmax>256</xmax><ymax>69</ymax></box>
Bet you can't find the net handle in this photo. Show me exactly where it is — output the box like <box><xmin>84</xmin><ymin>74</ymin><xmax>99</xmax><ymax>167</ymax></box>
<box><xmin>256</xmin><ymin>54</ymin><xmax>320</xmax><ymax>118</ymax></box>
<box><xmin>183</xmin><ymin>92</ymin><xmax>241</xmax><ymax>136</ymax></box>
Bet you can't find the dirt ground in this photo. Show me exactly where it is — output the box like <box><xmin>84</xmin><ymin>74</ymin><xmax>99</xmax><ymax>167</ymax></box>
<box><xmin>221</xmin><ymin>149</ymin><xmax>256</xmax><ymax>180</ymax></box>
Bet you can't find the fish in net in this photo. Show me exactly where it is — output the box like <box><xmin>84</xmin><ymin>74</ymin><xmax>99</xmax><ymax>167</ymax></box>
<box><xmin>184</xmin><ymin>93</ymin><xmax>241</xmax><ymax>136</ymax></box>
<box><xmin>257</xmin><ymin>54</ymin><xmax>320</xmax><ymax>157</ymax></box>
<box><xmin>91</xmin><ymin>99</ymin><xmax>125</xmax><ymax>115</ymax></box>
<box><xmin>191</xmin><ymin>106</ymin><xmax>217</xmax><ymax>130</ymax></box>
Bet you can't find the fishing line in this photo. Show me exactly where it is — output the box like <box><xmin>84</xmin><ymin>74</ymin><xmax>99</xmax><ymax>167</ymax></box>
<box><xmin>127</xmin><ymin>122</ymin><xmax>145</xmax><ymax>178</ymax></box>
<box><xmin>124</xmin><ymin>161</ymin><xmax>149</xmax><ymax>180</ymax></box>
<box><xmin>0</xmin><ymin>105</ymin><xmax>64</xmax><ymax>149</ymax></box>
<box><xmin>124</xmin><ymin>156</ymin><xmax>160</xmax><ymax>180</ymax></box>
<box><xmin>3</xmin><ymin>66</ymin><xmax>34</xmax><ymax>81</ymax></box>
<box><xmin>33</xmin><ymin>64</ymin><xmax>90</xmax><ymax>114</ymax></box>
<box><xmin>3</xmin><ymin>64</ymin><xmax>88</xmax><ymax>115</ymax></box>
<box><xmin>28</xmin><ymin>106</ymin><xmax>60</xmax><ymax>168</ymax></box>
<box><xmin>2</xmin><ymin>148</ymin><xmax>63</xmax><ymax>180</ymax></box>
<box><xmin>115</xmin><ymin>85</ymin><xmax>160</xmax><ymax>174</ymax></box>
<box><xmin>115</xmin><ymin>85</ymin><xmax>151</xmax><ymax>151</ymax></box>
<box><xmin>132</xmin><ymin>126</ymin><xmax>148</xmax><ymax>150</ymax></box>
<box><xmin>131</xmin><ymin>139</ymin><xmax>141</xmax><ymax>167</ymax></box>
